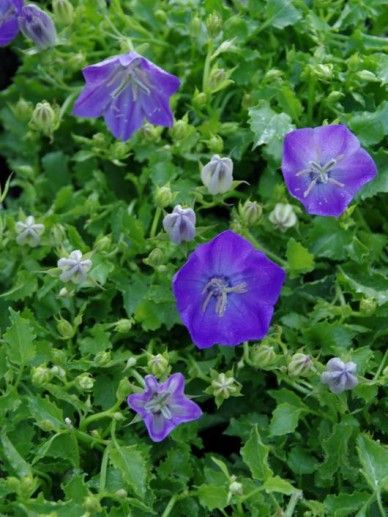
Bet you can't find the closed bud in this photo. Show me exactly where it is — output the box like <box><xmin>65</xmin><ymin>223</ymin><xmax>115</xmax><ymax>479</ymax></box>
<box><xmin>155</xmin><ymin>9</ymin><xmax>167</xmax><ymax>23</ymax></box>
<box><xmin>31</xmin><ymin>366</ymin><xmax>52</xmax><ymax>386</ymax></box>
<box><xmin>116</xmin><ymin>377</ymin><xmax>131</xmax><ymax>400</ymax></box>
<box><xmin>51</xmin><ymin>349</ymin><xmax>66</xmax><ymax>364</ymax></box>
<box><xmin>39</xmin><ymin>419</ymin><xmax>56</xmax><ymax>431</ymax></box>
<box><xmin>163</xmin><ymin>205</ymin><xmax>196</xmax><ymax>244</ymax></box>
<box><xmin>113</xmin><ymin>411</ymin><xmax>125</xmax><ymax>421</ymax></box>
<box><xmin>288</xmin><ymin>353</ymin><xmax>312</xmax><ymax>377</ymax></box>
<box><xmin>56</xmin><ymin>317</ymin><xmax>75</xmax><ymax>339</ymax></box>
<box><xmin>143</xmin><ymin>248</ymin><xmax>164</xmax><ymax>268</ymax></box>
<box><xmin>147</xmin><ymin>353</ymin><xmax>170</xmax><ymax>377</ymax></box>
<box><xmin>206</xmin><ymin>12</ymin><xmax>222</xmax><ymax>37</ymax></box>
<box><xmin>20</xmin><ymin>5</ymin><xmax>57</xmax><ymax>49</ymax></box>
<box><xmin>13</xmin><ymin>98</ymin><xmax>33</xmax><ymax>121</ymax></box>
<box><xmin>360</xmin><ymin>298</ymin><xmax>377</xmax><ymax>315</ymax></box>
<box><xmin>210</xmin><ymin>372</ymin><xmax>239</xmax><ymax>399</ymax></box>
<box><xmin>190</xmin><ymin>16</ymin><xmax>201</xmax><ymax>34</ymax></box>
<box><xmin>312</xmin><ymin>63</ymin><xmax>333</xmax><ymax>81</ymax></box>
<box><xmin>326</xmin><ymin>91</ymin><xmax>343</xmax><ymax>103</ymax></box>
<box><xmin>115</xmin><ymin>489</ymin><xmax>127</xmax><ymax>498</ymax></box>
<box><xmin>268</xmin><ymin>203</ymin><xmax>297</xmax><ymax>231</ymax></box>
<box><xmin>208</xmin><ymin>67</ymin><xmax>226</xmax><ymax>90</ymax></box>
<box><xmin>96</xmin><ymin>351</ymin><xmax>111</xmax><ymax>365</ymax></box>
<box><xmin>76</xmin><ymin>373</ymin><xmax>95</xmax><ymax>391</ymax></box>
<box><xmin>357</xmin><ymin>70</ymin><xmax>377</xmax><ymax>82</ymax></box>
<box><xmin>264</xmin><ymin>69</ymin><xmax>283</xmax><ymax>81</ymax></box>
<box><xmin>141</xmin><ymin>122</ymin><xmax>162</xmax><ymax>141</ymax></box>
<box><xmin>95</xmin><ymin>234</ymin><xmax>111</xmax><ymax>251</ymax></box>
<box><xmin>229</xmin><ymin>476</ymin><xmax>243</xmax><ymax>496</ymax></box>
<box><xmin>171</xmin><ymin>118</ymin><xmax>190</xmax><ymax>141</ymax></box>
<box><xmin>52</xmin><ymin>0</ymin><xmax>74</xmax><ymax>24</ymax></box>
<box><xmin>30</xmin><ymin>101</ymin><xmax>58</xmax><ymax>137</ymax></box>
<box><xmin>51</xmin><ymin>365</ymin><xmax>66</xmax><ymax>378</ymax></box>
<box><xmin>239</xmin><ymin>200</ymin><xmax>262</xmax><ymax>226</ymax></box>
<box><xmin>193</xmin><ymin>90</ymin><xmax>207</xmax><ymax>109</ymax></box>
<box><xmin>251</xmin><ymin>344</ymin><xmax>277</xmax><ymax>369</ymax></box>
<box><xmin>154</xmin><ymin>184</ymin><xmax>175</xmax><ymax>208</ymax></box>
<box><xmin>201</xmin><ymin>155</ymin><xmax>233</xmax><ymax>195</ymax></box>
<box><xmin>84</xmin><ymin>495</ymin><xmax>102</xmax><ymax>513</ymax></box>
<box><xmin>207</xmin><ymin>135</ymin><xmax>223</xmax><ymax>154</ymax></box>
<box><xmin>114</xmin><ymin>318</ymin><xmax>133</xmax><ymax>333</ymax></box>
<box><xmin>125</xmin><ymin>357</ymin><xmax>137</xmax><ymax>369</ymax></box>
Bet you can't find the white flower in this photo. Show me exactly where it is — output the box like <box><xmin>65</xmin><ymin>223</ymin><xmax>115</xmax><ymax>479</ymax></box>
<box><xmin>15</xmin><ymin>215</ymin><xmax>44</xmax><ymax>247</ymax></box>
<box><xmin>57</xmin><ymin>250</ymin><xmax>92</xmax><ymax>283</ymax></box>
<box><xmin>268</xmin><ymin>203</ymin><xmax>297</xmax><ymax>231</ymax></box>
<box><xmin>201</xmin><ymin>155</ymin><xmax>233</xmax><ymax>195</ymax></box>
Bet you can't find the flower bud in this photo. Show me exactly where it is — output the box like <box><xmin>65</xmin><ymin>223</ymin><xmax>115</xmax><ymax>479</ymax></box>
<box><xmin>39</xmin><ymin>419</ymin><xmax>56</xmax><ymax>432</ymax></box>
<box><xmin>206</xmin><ymin>12</ymin><xmax>222</xmax><ymax>37</ymax></box>
<box><xmin>95</xmin><ymin>234</ymin><xmax>111</xmax><ymax>251</ymax></box>
<box><xmin>250</xmin><ymin>344</ymin><xmax>277</xmax><ymax>369</ymax></box>
<box><xmin>56</xmin><ymin>317</ymin><xmax>75</xmax><ymax>339</ymax></box>
<box><xmin>206</xmin><ymin>135</ymin><xmax>223</xmax><ymax>154</ymax></box>
<box><xmin>163</xmin><ymin>205</ymin><xmax>196</xmax><ymax>244</ymax></box>
<box><xmin>30</xmin><ymin>101</ymin><xmax>58</xmax><ymax>137</ymax></box>
<box><xmin>288</xmin><ymin>353</ymin><xmax>312</xmax><ymax>377</ymax></box>
<box><xmin>20</xmin><ymin>5</ymin><xmax>57</xmax><ymax>49</ymax></box>
<box><xmin>95</xmin><ymin>351</ymin><xmax>111</xmax><ymax>365</ymax></box>
<box><xmin>75</xmin><ymin>373</ymin><xmax>95</xmax><ymax>391</ymax></box>
<box><xmin>84</xmin><ymin>495</ymin><xmax>102</xmax><ymax>513</ymax></box>
<box><xmin>52</xmin><ymin>0</ymin><xmax>74</xmax><ymax>24</ymax></box>
<box><xmin>125</xmin><ymin>357</ymin><xmax>137</xmax><ymax>369</ymax></box>
<box><xmin>238</xmin><ymin>200</ymin><xmax>262</xmax><ymax>226</ymax></box>
<box><xmin>115</xmin><ymin>489</ymin><xmax>127</xmax><ymax>498</ymax></box>
<box><xmin>13</xmin><ymin>98</ymin><xmax>33</xmax><ymax>121</ymax></box>
<box><xmin>147</xmin><ymin>353</ymin><xmax>170</xmax><ymax>377</ymax></box>
<box><xmin>155</xmin><ymin>9</ymin><xmax>167</xmax><ymax>23</ymax></box>
<box><xmin>65</xmin><ymin>417</ymin><xmax>72</xmax><ymax>428</ymax></box>
<box><xmin>143</xmin><ymin>248</ymin><xmax>164</xmax><ymax>269</ymax></box>
<box><xmin>50</xmin><ymin>365</ymin><xmax>66</xmax><ymax>378</ymax></box>
<box><xmin>113</xmin><ymin>411</ymin><xmax>125</xmax><ymax>421</ymax></box>
<box><xmin>114</xmin><ymin>319</ymin><xmax>133</xmax><ymax>333</ymax></box>
<box><xmin>154</xmin><ymin>184</ymin><xmax>175</xmax><ymax>208</ymax></box>
<box><xmin>312</xmin><ymin>63</ymin><xmax>333</xmax><ymax>81</ymax></box>
<box><xmin>201</xmin><ymin>155</ymin><xmax>233</xmax><ymax>195</ymax></box>
<box><xmin>268</xmin><ymin>203</ymin><xmax>297</xmax><ymax>231</ymax></box>
<box><xmin>171</xmin><ymin>118</ymin><xmax>191</xmax><ymax>141</ymax></box>
<box><xmin>31</xmin><ymin>366</ymin><xmax>52</xmax><ymax>386</ymax></box>
<box><xmin>193</xmin><ymin>90</ymin><xmax>207</xmax><ymax>109</ymax></box>
<box><xmin>360</xmin><ymin>298</ymin><xmax>377</xmax><ymax>315</ymax></box>
<box><xmin>210</xmin><ymin>372</ymin><xmax>239</xmax><ymax>399</ymax></box>
<box><xmin>116</xmin><ymin>377</ymin><xmax>131</xmax><ymax>400</ymax></box>
<box><xmin>229</xmin><ymin>476</ymin><xmax>243</xmax><ymax>496</ymax></box>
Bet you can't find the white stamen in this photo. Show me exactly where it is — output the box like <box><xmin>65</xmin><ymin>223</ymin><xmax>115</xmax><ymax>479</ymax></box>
<box><xmin>202</xmin><ymin>277</ymin><xmax>248</xmax><ymax>317</ymax></box>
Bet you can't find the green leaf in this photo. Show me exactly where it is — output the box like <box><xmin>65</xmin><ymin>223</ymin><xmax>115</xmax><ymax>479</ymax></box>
<box><xmin>248</xmin><ymin>101</ymin><xmax>294</xmax><ymax>159</ymax></box>
<box><xmin>197</xmin><ymin>484</ymin><xmax>228</xmax><ymax>511</ymax></box>
<box><xmin>109</xmin><ymin>444</ymin><xmax>148</xmax><ymax>499</ymax></box>
<box><xmin>286</xmin><ymin>238</ymin><xmax>315</xmax><ymax>277</ymax></box>
<box><xmin>356</xmin><ymin>434</ymin><xmax>388</xmax><ymax>492</ymax></box>
<box><xmin>339</xmin><ymin>264</ymin><xmax>388</xmax><ymax>306</ymax></box>
<box><xmin>308</xmin><ymin>218</ymin><xmax>352</xmax><ymax>260</ymax></box>
<box><xmin>319</xmin><ymin>420</ymin><xmax>355</xmax><ymax>480</ymax></box>
<box><xmin>34</xmin><ymin>433</ymin><xmax>80</xmax><ymax>468</ymax></box>
<box><xmin>324</xmin><ymin>491</ymin><xmax>371</xmax><ymax>516</ymax></box>
<box><xmin>358</xmin><ymin>149</ymin><xmax>388</xmax><ymax>200</ymax></box>
<box><xmin>241</xmin><ymin>426</ymin><xmax>272</xmax><ymax>481</ymax></box>
<box><xmin>287</xmin><ymin>446</ymin><xmax>318</xmax><ymax>475</ymax></box>
<box><xmin>263</xmin><ymin>476</ymin><xmax>299</xmax><ymax>495</ymax></box>
<box><xmin>269</xmin><ymin>403</ymin><xmax>303</xmax><ymax>436</ymax></box>
<box><xmin>0</xmin><ymin>433</ymin><xmax>32</xmax><ymax>477</ymax></box>
<box><xmin>3</xmin><ymin>309</ymin><xmax>36</xmax><ymax>365</ymax></box>
<box><xmin>265</xmin><ymin>0</ymin><xmax>302</xmax><ymax>29</ymax></box>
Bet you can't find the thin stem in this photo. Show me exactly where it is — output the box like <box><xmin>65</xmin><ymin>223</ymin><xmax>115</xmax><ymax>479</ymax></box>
<box><xmin>307</xmin><ymin>76</ymin><xmax>316</xmax><ymax>124</ymax></box>
<box><xmin>374</xmin><ymin>349</ymin><xmax>388</xmax><ymax>381</ymax></box>
<box><xmin>150</xmin><ymin>206</ymin><xmax>162</xmax><ymax>238</ymax></box>
<box><xmin>99</xmin><ymin>446</ymin><xmax>110</xmax><ymax>493</ymax></box>
<box><xmin>243</xmin><ymin>230</ymin><xmax>287</xmax><ymax>267</ymax></box>
<box><xmin>161</xmin><ymin>494</ymin><xmax>178</xmax><ymax>517</ymax></box>
<box><xmin>80</xmin><ymin>401</ymin><xmax>121</xmax><ymax>431</ymax></box>
<box><xmin>376</xmin><ymin>489</ymin><xmax>385</xmax><ymax>517</ymax></box>
<box><xmin>202</xmin><ymin>40</ymin><xmax>214</xmax><ymax>93</ymax></box>
<box><xmin>284</xmin><ymin>491</ymin><xmax>303</xmax><ymax>517</ymax></box>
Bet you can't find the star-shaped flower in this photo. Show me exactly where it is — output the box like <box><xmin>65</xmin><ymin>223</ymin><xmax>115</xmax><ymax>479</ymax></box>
<box><xmin>15</xmin><ymin>215</ymin><xmax>44</xmax><ymax>247</ymax></box>
<box><xmin>321</xmin><ymin>358</ymin><xmax>358</xmax><ymax>394</ymax></box>
<box><xmin>73</xmin><ymin>51</ymin><xmax>180</xmax><ymax>141</ymax></box>
<box><xmin>281</xmin><ymin>124</ymin><xmax>377</xmax><ymax>217</ymax></box>
<box><xmin>57</xmin><ymin>250</ymin><xmax>92</xmax><ymax>283</ymax></box>
<box><xmin>127</xmin><ymin>373</ymin><xmax>202</xmax><ymax>442</ymax></box>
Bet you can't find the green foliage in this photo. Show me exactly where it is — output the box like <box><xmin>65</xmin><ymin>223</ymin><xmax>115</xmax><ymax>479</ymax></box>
<box><xmin>0</xmin><ymin>0</ymin><xmax>387</xmax><ymax>515</ymax></box>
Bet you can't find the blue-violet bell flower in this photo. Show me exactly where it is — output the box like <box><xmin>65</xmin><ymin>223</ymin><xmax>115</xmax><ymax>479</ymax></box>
<box><xmin>163</xmin><ymin>205</ymin><xmax>196</xmax><ymax>244</ymax></box>
<box><xmin>172</xmin><ymin>230</ymin><xmax>286</xmax><ymax>349</ymax></box>
<box><xmin>0</xmin><ymin>0</ymin><xmax>22</xmax><ymax>46</ymax></box>
<box><xmin>57</xmin><ymin>250</ymin><xmax>92</xmax><ymax>283</ymax></box>
<box><xmin>127</xmin><ymin>373</ymin><xmax>202</xmax><ymax>442</ymax></box>
<box><xmin>321</xmin><ymin>358</ymin><xmax>358</xmax><ymax>394</ymax></box>
<box><xmin>19</xmin><ymin>4</ymin><xmax>56</xmax><ymax>49</ymax></box>
<box><xmin>73</xmin><ymin>51</ymin><xmax>180</xmax><ymax>141</ymax></box>
<box><xmin>281</xmin><ymin>124</ymin><xmax>377</xmax><ymax>217</ymax></box>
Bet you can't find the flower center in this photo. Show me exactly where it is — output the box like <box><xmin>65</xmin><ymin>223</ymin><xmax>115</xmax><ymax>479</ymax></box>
<box><xmin>296</xmin><ymin>158</ymin><xmax>345</xmax><ymax>198</ymax></box>
<box><xmin>144</xmin><ymin>392</ymin><xmax>172</xmax><ymax>419</ymax></box>
<box><xmin>202</xmin><ymin>276</ymin><xmax>247</xmax><ymax>317</ymax></box>
<box><xmin>108</xmin><ymin>60</ymin><xmax>151</xmax><ymax>102</ymax></box>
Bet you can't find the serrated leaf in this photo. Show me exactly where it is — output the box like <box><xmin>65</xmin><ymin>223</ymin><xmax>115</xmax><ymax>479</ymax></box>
<box><xmin>241</xmin><ymin>426</ymin><xmax>272</xmax><ymax>481</ymax></box>
<box><xmin>339</xmin><ymin>265</ymin><xmax>388</xmax><ymax>306</ymax></box>
<box><xmin>269</xmin><ymin>403</ymin><xmax>303</xmax><ymax>436</ymax></box>
<box><xmin>263</xmin><ymin>475</ymin><xmax>299</xmax><ymax>495</ymax></box>
<box><xmin>265</xmin><ymin>0</ymin><xmax>302</xmax><ymax>29</ymax></box>
<box><xmin>324</xmin><ymin>491</ymin><xmax>371</xmax><ymax>516</ymax></box>
<box><xmin>3</xmin><ymin>309</ymin><xmax>36</xmax><ymax>365</ymax></box>
<box><xmin>197</xmin><ymin>484</ymin><xmax>228</xmax><ymax>511</ymax></box>
<box><xmin>319</xmin><ymin>420</ymin><xmax>355</xmax><ymax>480</ymax></box>
<box><xmin>356</xmin><ymin>434</ymin><xmax>388</xmax><ymax>492</ymax></box>
<box><xmin>109</xmin><ymin>444</ymin><xmax>147</xmax><ymax>499</ymax></box>
<box><xmin>0</xmin><ymin>433</ymin><xmax>32</xmax><ymax>477</ymax></box>
<box><xmin>249</xmin><ymin>102</ymin><xmax>294</xmax><ymax>151</ymax></box>
<box><xmin>286</xmin><ymin>238</ymin><xmax>315</xmax><ymax>277</ymax></box>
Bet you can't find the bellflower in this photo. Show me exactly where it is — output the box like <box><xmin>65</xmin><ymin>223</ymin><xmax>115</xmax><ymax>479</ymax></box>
<box><xmin>201</xmin><ymin>155</ymin><xmax>233</xmax><ymax>195</ymax></box>
<box><xmin>73</xmin><ymin>51</ymin><xmax>180</xmax><ymax>141</ymax></box>
<box><xmin>20</xmin><ymin>4</ymin><xmax>56</xmax><ymax>49</ymax></box>
<box><xmin>57</xmin><ymin>250</ymin><xmax>92</xmax><ymax>283</ymax></box>
<box><xmin>173</xmin><ymin>230</ymin><xmax>285</xmax><ymax>349</ymax></box>
<box><xmin>281</xmin><ymin>124</ymin><xmax>377</xmax><ymax>217</ymax></box>
<box><xmin>15</xmin><ymin>215</ymin><xmax>44</xmax><ymax>247</ymax></box>
<box><xmin>163</xmin><ymin>205</ymin><xmax>196</xmax><ymax>244</ymax></box>
<box><xmin>0</xmin><ymin>0</ymin><xmax>22</xmax><ymax>46</ymax></box>
<box><xmin>321</xmin><ymin>358</ymin><xmax>358</xmax><ymax>394</ymax></box>
<box><xmin>127</xmin><ymin>373</ymin><xmax>202</xmax><ymax>442</ymax></box>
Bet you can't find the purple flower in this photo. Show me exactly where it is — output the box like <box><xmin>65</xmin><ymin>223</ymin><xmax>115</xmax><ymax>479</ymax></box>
<box><xmin>127</xmin><ymin>373</ymin><xmax>202</xmax><ymax>442</ymax></box>
<box><xmin>20</xmin><ymin>4</ymin><xmax>56</xmax><ymax>49</ymax></box>
<box><xmin>163</xmin><ymin>205</ymin><xmax>196</xmax><ymax>244</ymax></box>
<box><xmin>73</xmin><ymin>51</ymin><xmax>180</xmax><ymax>141</ymax></box>
<box><xmin>321</xmin><ymin>358</ymin><xmax>358</xmax><ymax>394</ymax></box>
<box><xmin>172</xmin><ymin>230</ymin><xmax>285</xmax><ymax>349</ymax></box>
<box><xmin>0</xmin><ymin>0</ymin><xmax>22</xmax><ymax>47</ymax></box>
<box><xmin>281</xmin><ymin>125</ymin><xmax>377</xmax><ymax>217</ymax></box>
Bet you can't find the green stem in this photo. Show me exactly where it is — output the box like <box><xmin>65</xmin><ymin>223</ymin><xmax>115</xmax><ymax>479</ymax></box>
<box><xmin>99</xmin><ymin>446</ymin><xmax>110</xmax><ymax>493</ymax></box>
<box><xmin>202</xmin><ymin>40</ymin><xmax>214</xmax><ymax>93</ymax></box>
<box><xmin>307</xmin><ymin>76</ymin><xmax>316</xmax><ymax>124</ymax></box>
<box><xmin>150</xmin><ymin>206</ymin><xmax>162</xmax><ymax>238</ymax></box>
<box><xmin>376</xmin><ymin>489</ymin><xmax>385</xmax><ymax>517</ymax></box>
<box><xmin>161</xmin><ymin>494</ymin><xmax>178</xmax><ymax>517</ymax></box>
<box><xmin>80</xmin><ymin>401</ymin><xmax>121</xmax><ymax>431</ymax></box>
<box><xmin>284</xmin><ymin>492</ymin><xmax>302</xmax><ymax>517</ymax></box>
<box><xmin>374</xmin><ymin>349</ymin><xmax>388</xmax><ymax>380</ymax></box>
<box><xmin>244</xmin><ymin>230</ymin><xmax>287</xmax><ymax>267</ymax></box>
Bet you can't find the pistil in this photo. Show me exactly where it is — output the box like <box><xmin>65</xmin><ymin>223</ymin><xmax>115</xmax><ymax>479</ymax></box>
<box><xmin>202</xmin><ymin>277</ymin><xmax>247</xmax><ymax>317</ymax></box>
<box><xmin>296</xmin><ymin>158</ymin><xmax>345</xmax><ymax>198</ymax></box>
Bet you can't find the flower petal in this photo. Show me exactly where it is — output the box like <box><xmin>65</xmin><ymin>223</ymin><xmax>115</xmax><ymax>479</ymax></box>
<box><xmin>170</xmin><ymin>396</ymin><xmax>202</xmax><ymax>422</ymax></box>
<box><xmin>160</xmin><ymin>372</ymin><xmax>185</xmax><ymax>396</ymax></box>
<box><xmin>314</xmin><ymin>125</ymin><xmax>360</xmax><ymax>164</ymax></box>
<box><xmin>331</xmin><ymin>148</ymin><xmax>377</xmax><ymax>194</ymax></box>
<box><xmin>143</xmin><ymin>413</ymin><xmax>175</xmax><ymax>442</ymax></box>
<box><xmin>103</xmin><ymin>87</ymin><xmax>144</xmax><ymax>140</ymax></box>
<box><xmin>127</xmin><ymin>393</ymin><xmax>149</xmax><ymax>418</ymax></box>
